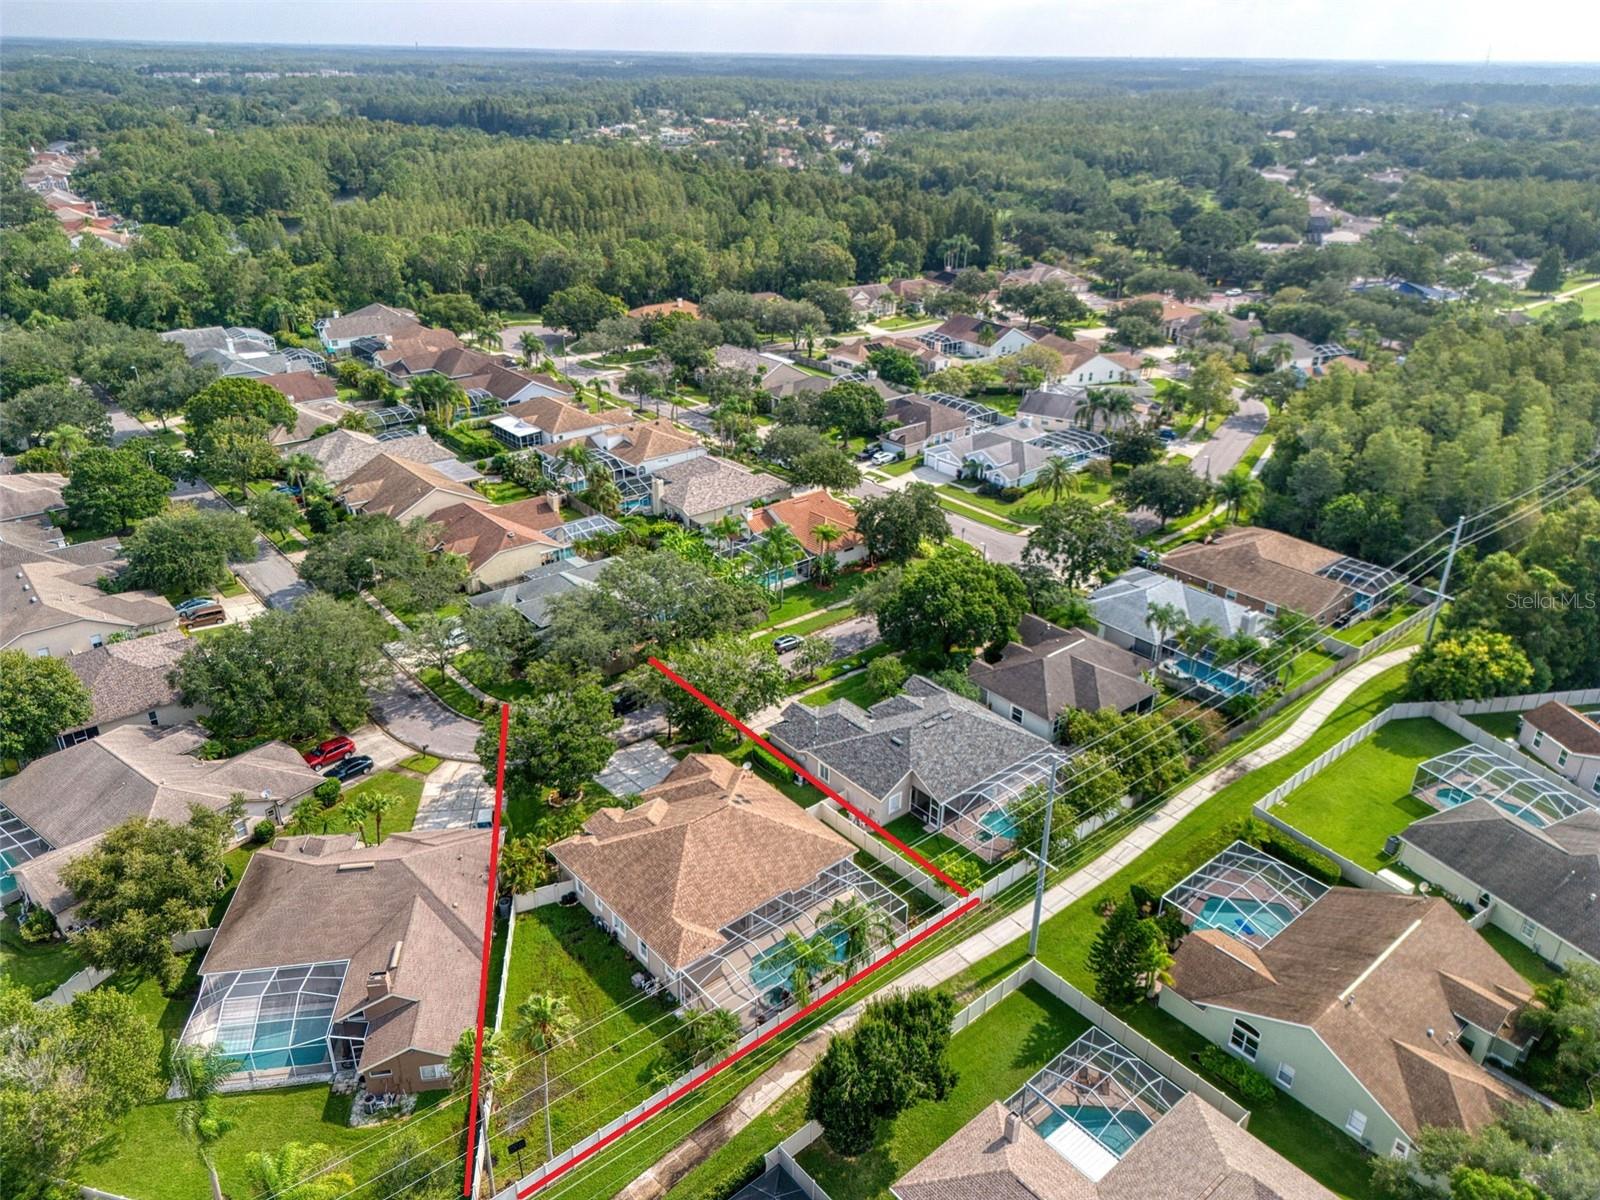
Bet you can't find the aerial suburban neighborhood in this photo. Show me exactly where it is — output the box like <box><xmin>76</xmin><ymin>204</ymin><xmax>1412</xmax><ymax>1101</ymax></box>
<box><xmin>1</xmin><ymin>15</ymin><xmax>1598</xmax><ymax>1200</ymax></box>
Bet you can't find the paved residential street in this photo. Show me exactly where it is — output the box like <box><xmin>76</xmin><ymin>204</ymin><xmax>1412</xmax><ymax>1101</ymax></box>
<box><xmin>368</xmin><ymin>674</ymin><xmax>482</xmax><ymax>761</ymax></box>
<box><xmin>232</xmin><ymin>537</ymin><xmax>311</xmax><ymax>609</ymax></box>
<box><xmin>852</xmin><ymin>471</ymin><xmax>1029</xmax><ymax>563</ymax></box>
<box><xmin>1184</xmin><ymin>395</ymin><xmax>1267</xmax><ymax>482</ymax></box>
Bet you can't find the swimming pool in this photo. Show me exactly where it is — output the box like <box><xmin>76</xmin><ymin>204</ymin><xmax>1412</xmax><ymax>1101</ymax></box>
<box><xmin>978</xmin><ymin>809</ymin><xmax>1018</xmax><ymax>841</ymax></box>
<box><xmin>1194</xmin><ymin>896</ymin><xmax>1296</xmax><ymax>942</ymax></box>
<box><xmin>1436</xmin><ymin>785</ymin><xmax>1476</xmax><ymax>807</ymax></box>
<box><xmin>1036</xmin><ymin>1106</ymin><xmax>1153</xmax><ymax>1158</ymax></box>
<box><xmin>749</xmin><ymin>928</ymin><xmax>850</xmax><ymax>996</ymax></box>
<box><xmin>1171</xmin><ymin>655</ymin><xmax>1258</xmax><ymax>699</ymax></box>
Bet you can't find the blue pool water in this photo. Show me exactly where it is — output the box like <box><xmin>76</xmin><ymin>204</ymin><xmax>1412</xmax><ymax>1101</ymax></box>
<box><xmin>1436</xmin><ymin>785</ymin><xmax>1476</xmax><ymax>807</ymax></box>
<box><xmin>1036</xmin><ymin>1106</ymin><xmax>1153</xmax><ymax>1158</ymax></box>
<box><xmin>1433</xmin><ymin>785</ymin><xmax>1546</xmax><ymax>826</ymax></box>
<box><xmin>749</xmin><ymin>929</ymin><xmax>850</xmax><ymax>996</ymax></box>
<box><xmin>1194</xmin><ymin>897</ymin><xmax>1296</xmax><ymax>942</ymax></box>
<box><xmin>0</xmin><ymin>849</ymin><xmax>18</xmax><ymax>902</ymax></box>
<box><xmin>978</xmin><ymin>809</ymin><xmax>1019</xmax><ymax>840</ymax></box>
<box><xmin>1172</xmin><ymin>655</ymin><xmax>1257</xmax><ymax>699</ymax></box>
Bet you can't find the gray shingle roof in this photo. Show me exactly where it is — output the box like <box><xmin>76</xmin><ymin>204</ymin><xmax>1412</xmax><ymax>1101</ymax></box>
<box><xmin>1399</xmin><ymin>800</ymin><xmax>1600</xmax><ymax>960</ymax></box>
<box><xmin>64</xmin><ymin>629</ymin><xmax>190</xmax><ymax>725</ymax></box>
<box><xmin>468</xmin><ymin>555</ymin><xmax>612</xmax><ymax>629</ymax></box>
<box><xmin>1088</xmin><ymin>567</ymin><xmax>1264</xmax><ymax>647</ymax></box>
<box><xmin>967</xmin><ymin>615</ymin><xmax>1155</xmax><ymax>721</ymax></box>
<box><xmin>767</xmin><ymin>676</ymin><xmax>1051</xmax><ymax>802</ymax></box>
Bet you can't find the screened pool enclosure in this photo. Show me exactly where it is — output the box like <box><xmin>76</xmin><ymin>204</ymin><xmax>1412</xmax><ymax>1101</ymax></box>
<box><xmin>1161</xmin><ymin>842</ymin><xmax>1330</xmax><ymax>949</ymax></box>
<box><xmin>1412</xmin><ymin>745</ymin><xmax>1596</xmax><ymax>829</ymax></box>
<box><xmin>180</xmin><ymin>961</ymin><xmax>351</xmax><ymax>1088</ymax></box>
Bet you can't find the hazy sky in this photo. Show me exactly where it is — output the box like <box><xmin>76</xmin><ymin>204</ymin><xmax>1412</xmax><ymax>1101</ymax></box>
<box><xmin>5</xmin><ymin>0</ymin><xmax>1599</xmax><ymax>62</ymax></box>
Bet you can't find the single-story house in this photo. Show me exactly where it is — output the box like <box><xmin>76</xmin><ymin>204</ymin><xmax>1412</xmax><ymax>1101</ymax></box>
<box><xmin>591</xmin><ymin>418</ymin><xmax>705</xmax><ymax>474</ymax></box>
<box><xmin>879</xmin><ymin>393</ymin><xmax>974</xmax><ymax>458</ymax></box>
<box><xmin>767</xmin><ymin>675</ymin><xmax>1051</xmax><ymax>827</ymax></box>
<box><xmin>424</xmin><ymin>500</ymin><xmax>564</xmax><ymax>591</ymax></box>
<box><xmin>58</xmin><ymin>629</ymin><xmax>197</xmax><ymax>748</ymax></box>
<box><xmin>1126</xmin><ymin>296</ymin><xmax>1204</xmax><ymax>342</ymax></box>
<box><xmin>1016</xmin><ymin>383</ymin><xmax>1156</xmax><ymax>433</ymax></box>
<box><xmin>627</xmin><ymin>298</ymin><xmax>700</xmax><ymax>320</ymax></box>
<box><xmin>746</xmin><ymin>489</ymin><xmax>865</xmax><ymax>576</ymax></box>
<box><xmin>1088</xmin><ymin>567</ymin><xmax>1266</xmax><ymax>659</ymax></box>
<box><xmin>2</xmin><ymin>724</ymin><xmax>323</xmax><ymax>918</ymax></box>
<box><xmin>316</xmin><ymin>303</ymin><xmax>427</xmax><ymax>354</ymax></box>
<box><xmin>163</xmin><ymin>326</ymin><xmax>328</xmax><ymax>378</ymax></box>
<box><xmin>0</xmin><ymin>469</ymin><xmax>67</xmax><ymax>521</ymax></box>
<box><xmin>895</xmin><ymin>1083</ymin><xmax>1334</xmax><ymax>1200</ymax></box>
<box><xmin>182</xmin><ymin>828</ymin><xmax>489</xmax><ymax>1094</ymax></box>
<box><xmin>2</xmin><ymin>544</ymin><xmax>177</xmax><ymax>658</ymax></box>
<box><xmin>650</xmin><ymin>456</ymin><xmax>790</xmax><ymax>529</ymax></box>
<box><xmin>374</xmin><ymin>342</ymin><xmax>565</xmax><ymax>407</ymax></box>
<box><xmin>1056</xmin><ymin>351</ymin><xmax>1145</xmax><ymax>387</ymax></box>
<box><xmin>999</xmin><ymin>263</ymin><xmax>1091</xmax><ymax>293</ymax></box>
<box><xmin>293</xmin><ymin>429</ymin><xmax>470</xmax><ymax>485</ymax></box>
<box><xmin>260</xmin><ymin>371</ymin><xmax>339</xmax><ymax>405</ymax></box>
<box><xmin>489</xmin><ymin>396</ymin><xmax>633</xmax><ymax>451</ymax></box>
<box><xmin>469</xmin><ymin>555</ymin><xmax>613</xmax><ymax>632</ymax></box>
<box><xmin>758</xmin><ymin>362</ymin><xmax>834</xmax><ymax>401</ymax></box>
<box><xmin>1397</xmin><ymin>801</ymin><xmax>1599</xmax><ymax>969</ymax></box>
<box><xmin>841</xmin><ymin>283</ymin><xmax>896</xmax><ymax>319</ymax></box>
<box><xmin>1517</xmin><ymin>701</ymin><xmax>1600</xmax><ymax>794</ymax></box>
<box><xmin>336</xmin><ymin>453</ymin><xmax>481</xmax><ymax>523</ymax></box>
<box><xmin>1253</xmin><ymin>331</ymin><xmax>1318</xmax><ymax>373</ymax></box>
<box><xmin>1160</xmin><ymin>874</ymin><xmax>1533</xmax><ymax>1158</ymax></box>
<box><xmin>968</xmin><ymin>615</ymin><xmax>1156</xmax><ymax>739</ymax></box>
<box><xmin>886</xmin><ymin>277</ymin><xmax>943</xmax><ymax>309</ymax></box>
<box><xmin>709</xmin><ymin>344</ymin><xmax>770</xmax><ymax>379</ymax></box>
<box><xmin>1157</xmin><ymin>527</ymin><xmax>1396</xmax><ymax>622</ymax></box>
<box><xmin>161</xmin><ymin>324</ymin><xmax>276</xmax><ymax>359</ymax></box>
<box><xmin>1171</xmin><ymin>312</ymin><xmax>1260</xmax><ymax>348</ymax></box>
<box><xmin>549</xmin><ymin>754</ymin><xmax>899</xmax><ymax>1017</ymax></box>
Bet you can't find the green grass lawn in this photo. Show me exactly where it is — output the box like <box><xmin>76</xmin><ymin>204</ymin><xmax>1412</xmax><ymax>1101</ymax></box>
<box><xmin>934</xmin><ymin>491</ymin><xmax>1026</xmax><ymax>533</ymax></box>
<box><xmin>1465</xmin><ymin>711</ymin><xmax>1521</xmax><ymax>738</ymax></box>
<box><xmin>454</xmin><ymin>651</ymin><xmax>541</xmax><ymax>702</ymax></box>
<box><xmin>1282</xmin><ymin>646</ymin><xmax>1341</xmax><ymax>689</ymax></box>
<box><xmin>875</xmin><ymin>314</ymin><xmax>938</xmax><ymax>332</ymax></box>
<box><xmin>477</xmin><ymin>480</ymin><xmax>536</xmax><ymax>504</ymax></box>
<box><xmin>874</xmin><ymin>455</ymin><xmax>921</xmax><ymax>477</ymax></box>
<box><xmin>0</xmin><ymin>914</ymin><xmax>86</xmax><ymax>1000</ymax></box>
<box><xmin>1336</xmin><ymin>604</ymin><xmax>1420</xmax><ymax>648</ymax></box>
<box><xmin>398</xmin><ymin>752</ymin><xmax>444</xmax><ymax>774</ymax></box>
<box><xmin>1479</xmin><ymin>924</ymin><xmax>1562</xmax><ymax>989</ymax></box>
<box><xmin>76</xmin><ymin>1084</ymin><xmax>463</xmax><ymax>1200</ymax></box>
<box><xmin>1239</xmin><ymin>430</ymin><xmax>1273</xmax><ymax>473</ymax></box>
<box><xmin>416</xmin><ymin>666</ymin><xmax>494</xmax><ymax>719</ymax></box>
<box><xmin>287</xmin><ymin>771</ymin><xmax>425</xmax><ymax>842</ymax></box>
<box><xmin>756</xmin><ymin>571</ymin><xmax>876</xmax><ymax>629</ymax></box>
<box><xmin>772</xmin><ymin>605</ymin><xmax>864</xmax><ymax>639</ymax></box>
<box><xmin>1272</xmin><ymin>718</ymin><xmax>1464</xmax><ymax>869</ymax></box>
<box><xmin>724</xmin><ymin>739</ymin><xmax>817</xmax><ymax>806</ymax></box>
<box><xmin>491</xmin><ymin>906</ymin><xmax>687</xmax><ymax>1166</ymax></box>
<box><xmin>784</xmin><ymin>644</ymin><xmax>892</xmax><ymax>696</ymax></box>
<box><xmin>796</xmin><ymin>983</ymin><xmax>1090</xmax><ymax>1200</ymax></box>
<box><xmin>218</xmin><ymin>573</ymin><xmax>248</xmax><ymax>598</ymax></box>
<box><xmin>801</xmin><ymin>669</ymin><xmax>885</xmax><ymax>711</ymax></box>
<box><xmin>934</xmin><ymin>475</ymin><xmax>1114</xmax><ymax>528</ymax></box>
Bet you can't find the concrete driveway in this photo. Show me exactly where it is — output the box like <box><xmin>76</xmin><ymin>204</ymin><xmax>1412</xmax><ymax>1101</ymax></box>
<box><xmin>233</xmin><ymin>538</ymin><xmax>311</xmax><ymax>609</ymax></box>
<box><xmin>368</xmin><ymin>674</ymin><xmax>483</xmax><ymax>761</ymax></box>
<box><xmin>414</xmin><ymin>761</ymin><xmax>492</xmax><ymax>829</ymax></box>
<box><xmin>1185</xmin><ymin>395</ymin><xmax>1267</xmax><ymax>483</ymax></box>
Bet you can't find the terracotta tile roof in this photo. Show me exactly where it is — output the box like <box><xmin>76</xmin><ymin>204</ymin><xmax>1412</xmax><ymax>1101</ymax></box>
<box><xmin>337</xmin><ymin>453</ymin><xmax>479</xmax><ymax>519</ymax></box>
<box><xmin>627</xmin><ymin>298</ymin><xmax>701</xmax><ymax>319</ymax></box>
<box><xmin>425</xmin><ymin>501</ymin><xmax>561</xmax><ymax>571</ymax></box>
<box><xmin>1169</xmin><ymin>890</ymin><xmax>1532</xmax><ymax>1136</ymax></box>
<box><xmin>549</xmin><ymin>754</ymin><xmax>854</xmax><ymax>970</ymax></box>
<box><xmin>747</xmin><ymin>489</ymin><xmax>861</xmax><ymax>556</ymax></box>
<box><xmin>200</xmin><ymin>828</ymin><xmax>489</xmax><ymax>1065</ymax></box>
<box><xmin>1522</xmin><ymin>701</ymin><xmax>1600</xmax><ymax>756</ymax></box>
<box><xmin>259</xmin><ymin>372</ymin><xmax>338</xmax><ymax>404</ymax></box>
<box><xmin>64</xmin><ymin>629</ymin><xmax>190</xmax><ymax>725</ymax></box>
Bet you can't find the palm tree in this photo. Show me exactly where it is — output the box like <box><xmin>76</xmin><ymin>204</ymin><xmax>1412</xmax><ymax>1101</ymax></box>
<box><xmin>1037</xmin><ymin>456</ymin><xmax>1080</xmax><ymax>504</ymax></box>
<box><xmin>1267</xmin><ymin>340</ymin><xmax>1293</xmax><ymax>372</ymax></box>
<box><xmin>340</xmin><ymin>791</ymin><xmax>373</xmax><ymax>841</ymax></box>
<box><xmin>1213</xmin><ymin>469</ymin><xmax>1264</xmax><ymax>524</ymax></box>
<box><xmin>1145</xmin><ymin>600</ymin><xmax>1186</xmax><ymax>659</ymax></box>
<box><xmin>244</xmin><ymin>1142</ymin><xmax>354</xmax><ymax>1200</ymax></box>
<box><xmin>1099</xmin><ymin>390</ymin><xmax>1136</xmax><ymax>430</ymax></box>
<box><xmin>821</xmin><ymin>896</ymin><xmax>896</xmax><ymax>979</ymax></box>
<box><xmin>686</xmin><ymin>1007</ymin><xmax>741</xmax><ymax>1066</ymax></box>
<box><xmin>709</xmin><ymin>514</ymin><xmax>744</xmax><ymax>552</ymax></box>
<box><xmin>282</xmin><ymin>452</ymin><xmax>322</xmax><ymax>491</ymax></box>
<box><xmin>518</xmin><ymin>332</ymin><xmax>544</xmax><ymax>366</ymax></box>
<box><xmin>1176</xmin><ymin>619</ymin><xmax>1223</xmax><ymax>660</ymax></box>
<box><xmin>758</xmin><ymin>523</ymin><xmax>805</xmax><ymax>602</ymax></box>
<box><xmin>584</xmin><ymin>473</ymin><xmax>624</xmax><ymax>518</ymax></box>
<box><xmin>779</xmin><ymin>932</ymin><xmax>835</xmax><ymax>1008</ymax></box>
<box><xmin>170</xmin><ymin>1043</ymin><xmax>238</xmax><ymax>1200</ymax></box>
<box><xmin>449</xmin><ymin>1027</ymin><xmax>512</xmax><ymax>1093</ymax></box>
<box><xmin>289</xmin><ymin>797</ymin><xmax>323</xmax><ymax>834</ymax></box>
<box><xmin>810</xmin><ymin>522</ymin><xmax>844</xmax><ymax>584</ymax></box>
<box><xmin>43</xmin><ymin>423</ymin><xmax>90</xmax><ymax>465</ymax></box>
<box><xmin>513</xmin><ymin>993</ymin><xmax>579</xmax><ymax>1160</ymax></box>
<box><xmin>356</xmin><ymin>789</ymin><xmax>400</xmax><ymax>844</ymax></box>
<box><xmin>428</xmin><ymin>395</ymin><xmax>460</xmax><ymax>429</ymax></box>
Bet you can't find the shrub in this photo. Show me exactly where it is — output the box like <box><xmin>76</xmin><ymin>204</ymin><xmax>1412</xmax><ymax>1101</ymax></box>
<box><xmin>865</xmin><ymin>654</ymin><xmax>909</xmax><ymax>698</ymax></box>
<box><xmin>1198</xmin><ymin>1045</ymin><xmax>1277</xmax><ymax>1104</ymax></box>
<box><xmin>252</xmin><ymin>819</ymin><xmax>277</xmax><ymax>844</ymax></box>
<box><xmin>999</xmin><ymin>486</ymin><xmax>1026</xmax><ymax>502</ymax></box>
<box><xmin>932</xmin><ymin>849</ymin><xmax>984</xmax><ymax>894</ymax></box>
<box><xmin>314</xmin><ymin>779</ymin><xmax>343</xmax><ymax>808</ymax></box>
<box><xmin>19</xmin><ymin>905</ymin><xmax>58</xmax><ymax>944</ymax></box>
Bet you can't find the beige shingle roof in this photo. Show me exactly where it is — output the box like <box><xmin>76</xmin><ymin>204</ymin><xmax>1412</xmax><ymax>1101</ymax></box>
<box><xmin>0</xmin><ymin>470</ymin><xmax>67</xmax><ymax>519</ymax></box>
<box><xmin>1169</xmin><ymin>890</ymin><xmax>1531</xmax><ymax>1136</ymax></box>
<box><xmin>1522</xmin><ymin>701</ymin><xmax>1600</xmax><ymax>756</ymax></box>
<box><xmin>549</xmin><ymin>755</ymin><xmax>853</xmax><ymax>970</ymax></box>
<box><xmin>321</xmin><ymin>302</ymin><xmax>424</xmax><ymax>343</ymax></box>
<box><xmin>1160</xmin><ymin>528</ymin><xmax>1348</xmax><ymax>615</ymax></box>
<box><xmin>426</xmin><ymin>501</ymin><xmax>560</xmax><ymax>571</ymax></box>
<box><xmin>64</xmin><ymin>628</ymin><xmax>190</xmax><ymax>724</ymax></box>
<box><xmin>503</xmin><ymin>395</ymin><xmax>630</xmax><ymax>438</ymax></box>
<box><xmin>597</xmin><ymin>418</ymin><xmax>701</xmax><ymax>467</ymax></box>
<box><xmin>201</xmin><ymin>828</ymin><xmax>489</xmax><ymax>1066</ymax></box>
<box><xmin>1</xmin><ymin>557</ymin><xmax>176</xmax><ymax>646</ymax></box>
<box><xmin>337</xmin><ymin>453</ymin><xmax>479</xmax><ymax>519</ymax></box>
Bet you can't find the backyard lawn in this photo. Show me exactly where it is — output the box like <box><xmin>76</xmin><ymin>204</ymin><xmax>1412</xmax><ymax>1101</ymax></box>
<box><xmin>796</xmin><ymin>983</ymin><xmax>1090</xmax><ymax>1200</ymax></box>
<box><xmin>76</xmin><ymin>1084</ymin><xmax>463</xmax><ymax>1200</ymax></box>
<box><xmin>1281</xmin><ymin>646</ymin><xmax>1341</xmax><ymax>689</ymax></box>
<box><xmin>1271</xmin><ymin>718</ymin><xmax>1464</xmax><ymax>869</ymax></box>
<box><xmin>1336</xmin><ymin>604</ymin><xmax>1420</xmax><ymax>648</ymax></box>
<box><xmin>476</xmin><ymin>480</ymin><xmax>536</xmax><ymax>504</ymax></box>
<box><xmin>491</xmin><ymin>906</ymin><xmax>687</xmax><ymax>1167</ymax></box>
<box><xmin>0</xmin><ymin>914</ymin><xmax>85</xmax><ymax>999</ymax></box>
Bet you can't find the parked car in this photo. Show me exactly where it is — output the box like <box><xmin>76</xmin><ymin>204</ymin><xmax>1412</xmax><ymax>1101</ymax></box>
<box><xmin>869</xmin><ymin>450</ymin><xmax>898</xmax><ymax>466</ymax></box>
<box><xmin>611</xmin><ymin>689</ymin><xmax>645</xmax><ymax>717</ymax></box>
<box><xmin>322</xmin><ymin>754</ymin><xmax>374</xmax><ymax>783</ymax></box>
<box><xmin>173</xmin><ymin>597</ymin><xmax>215</xmax><ymax>617</ymax></box>
<box><xmin>1157</xmin><ymin>427</ymin><xmax>1178</xmax><ymax>441</ymax></box>
<box><xmin>179</xmin><ymin>604</ymin><xmax>226</xmax><ymax>629</ymax></box>
<box><xmin>1224</xmin><ymin>287</ymin><xmax>1243</xmax><ymax>297</ymax></box>
<box><xmin>855</xmin><ymin>447</ymin><xmax>877</xmax><ymax>461</ymax></box>
<box><xmin>773</xmin><ymin>634</ymin><xmax>804</xmax><ymax>654</ymax></box>
<box><xmin>303</xmin><ymin>736</ymin><xmax>356</xmax><ymax>768</ymax></box>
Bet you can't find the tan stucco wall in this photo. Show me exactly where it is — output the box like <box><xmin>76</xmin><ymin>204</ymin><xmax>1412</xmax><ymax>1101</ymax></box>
<box><xmin>470</xmin><ymin>543</ymin><xmax>559</xmax><ymax>592</ymax></box>
<box><xmin>4</xmin><ymin>616</ymin><xmax>176</xmax><ymax>659</ymax></box>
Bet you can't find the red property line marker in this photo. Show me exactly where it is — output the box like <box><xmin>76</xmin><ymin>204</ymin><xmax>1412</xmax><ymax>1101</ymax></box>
<box><xmin>463</xmin><ymin>701</ymin><xmax>511</xmax><ymax>1197</ymax></box>
<box><xmin>514</xmin><ymin>894</ymin><xmax>983</xmax><ymax>1199</ymax></box>
<box><xmin>646</xmin><ymin>656</ymin><xmax>971</xmax><ymax>896</ymax></box>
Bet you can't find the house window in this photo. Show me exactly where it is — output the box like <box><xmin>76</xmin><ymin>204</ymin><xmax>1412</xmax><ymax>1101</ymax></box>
<box><xmin>885</xmin><ymin>791</ymin><xmax>902</xmax><ymax>815</ymax></box>
<box><xmin>1275</xmin><ymin>1062</ymin><xmax>1296</xmax><ymax>1089</ymax></box>
<box><xmin>418</xmin><ymin>1063</ymin><xmax>448</xmax><ymax>1082</ymax></box>
<box><xmin>1392</xmin><ymin>1140</ymin><xmax>1410</xmax><ymax>1159</ymax></box>
<box><xmin>1228</xmin><ymin>1018</ymin><xmax>1261</xmax><ymax>1062</ymax></box>
<box><xmin>1224</xmin><ymin>589</ymin><xmax>1238</xmax><ymax>601</ymax></box>
<box><xmin>148</xmin><ymin>710</ymin><xmax>160</xmax><ymax>726</ymax></box>
<box><xmin>1264</xmin><ymin>603</ymin><xmax>1278</xmax><ymax>615</ymax></box>
<box><xmin>1532</xmin><ymin>730</ymin><xmax>1544</xmax><ymax>748</ymax></box>
<box><xmin>89</xmin><ymin>634</ymin><xmax>104</xmax><ymax>648</ymax></box>
<box><xmin>57</xmin><ymin>725</ymin><xmax>100</xmax><ymax>748</ymax></box>
<box><xmin>1008</xmin><ymin>705</ymin><xmax>1024</xmax><ymax>725</ymax></box>
<box><xmin>638</xmin><ymin>935</ymin><xmax>649</xmax><ymax>959</ymax></box>
<box><xmin>1592</xmin><ymin>776</ymin><xmax>1600</xmax><ymax>796</ymax></box>
<box><xmin>1520</xmin><ymin>917</ymin><xmax>1537</xmax><ymax>939</ymax></box>
<box><xmin>1557</xmin><ymin>749</ymin><xmax>1569</xmax><ymax>767</ymax></box>
<box><xmin>818</xmin><ymin>763</ymin><xmax>831</xmax><ymax>783</ymax></box>
<box><xmin>574</xmin><ymin>880</ymin><xmax>584</xmax><ymax>898</ymax></box>
<box><xmin>36</xmin><ymin>648</ymin><xmax>50</xmax><ymax>657</ymax></box>
<box><xmin>1345</xmin><ymin>1110</ymin><xmax>1368</xmax><ymax>1138</ymax></box>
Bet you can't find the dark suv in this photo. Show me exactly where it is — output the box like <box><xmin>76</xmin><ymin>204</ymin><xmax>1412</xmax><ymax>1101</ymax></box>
<box><xmin>322</xmin><ymin>754</ymin><xmax>374</xmax><ymax>783</ymax></box>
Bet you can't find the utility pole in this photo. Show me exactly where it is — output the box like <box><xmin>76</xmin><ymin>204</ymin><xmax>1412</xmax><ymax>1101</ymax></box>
<box><xmin>1425</xmin><ymin>515</ymin><xmax>1465</xmax><ymax>645</ymax></box>
<box><xmin>1027</xmin><ymin>761</ymin><xmax>1058</xmax><ymax>958</ymax></box>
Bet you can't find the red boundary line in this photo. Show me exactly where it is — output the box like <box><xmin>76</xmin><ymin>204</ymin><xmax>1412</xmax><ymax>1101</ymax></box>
<box><xmin>645</xmin><ymin>656</ymin><xmax>971</xmax><ymax>896</ymax></box>
<box><xmin>514</xmin><ymin>895</ymin><xmax>982</xmax><ymax>1198</ymax></box>
<box><xmin>463</xmin><ymin>702</ymin><xmax>511</xmax><ymax>1196</ymax></box>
